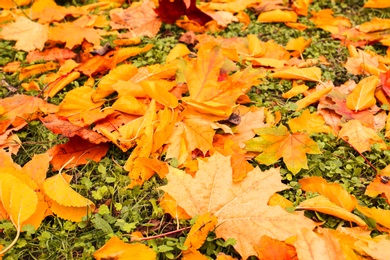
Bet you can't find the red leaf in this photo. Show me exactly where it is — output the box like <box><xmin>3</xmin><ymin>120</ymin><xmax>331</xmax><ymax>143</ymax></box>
<box><xmin>154</xmin><ymin>0</ymin><xmax>187</xmax><ymax>24</ymax></box>
<box><xmin>48</xmin><ymin>136</ymin><xmax>109</xmax><ymax>171</ymax></box>
<box><xmin>380</xmin><ymin>70</ymin><xmax>390</xmax><ymax>97</ymax></box>
<box><xmin>154</xmin><ymin>0</ymin><xmax>212</xmax><ymax>25</ymax></box>
<box><xmin>40</xmin><ymin>114</ymin><xmax>109</xmax><ymax>144</ymax></box>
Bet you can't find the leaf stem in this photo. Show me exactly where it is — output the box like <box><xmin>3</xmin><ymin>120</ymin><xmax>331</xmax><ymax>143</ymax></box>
<box><xmin>0</xmin><ymin>227</ymin><xmax>20</xmax><ymax>255</ymax></box>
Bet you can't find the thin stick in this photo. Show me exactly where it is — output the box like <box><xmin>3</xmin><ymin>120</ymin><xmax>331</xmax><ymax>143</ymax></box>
<box><xmin>129</xmin><ymin>227</ymin><xmax>191</xmax><ymax>241</ymax></box>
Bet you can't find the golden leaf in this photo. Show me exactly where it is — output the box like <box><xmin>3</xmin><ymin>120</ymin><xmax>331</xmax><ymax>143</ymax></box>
<box><xmin>346</xmin><ymin>76</ymin><xmax>379</xmax><ymax>112</ymax></box>
<box><xmin>272</xmin><ymin>66</ymin><xmax>322</xmax><ymax>81</ymax></box>
<box><xmin>297</xmin><ymin>196</ymin><xmax>366</xmax><ymax>226</ymax></box>
<box><xmin>184</xmin><ymin>212</ymin><xmax>218</xmax><ymax>251</ymax></box>
<box><xmin>288</xmin><ymin>109</ymin><xmax>333</xmax><ymax>134</ymax></box>
<box><xmin>299</xmin><ymin>176</ymin><xmax>357</xmax><ymax>212</ymax></box>
<box><xmin>94</xmin><ymin>236</ymin><xmax>156</xmax><ymax>260</ymax></box>
<box><xmin>43</xmin><ymin>173</ymin><xmax>95</xmax><ymax>208</ymax></box>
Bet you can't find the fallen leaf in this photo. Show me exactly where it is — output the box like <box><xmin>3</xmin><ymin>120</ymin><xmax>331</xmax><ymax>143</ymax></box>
<box><xmin>272</xmin><ymin>67</ymin><xmax>322</xmax><ymax>81</ymax></box>
<box><xmin>160</xmin><ymin>152</ymin><xmax>316</xmax><ymax>259</ymax></box>
<box><xmin>110</xmin><ymin>1</ymin><xmax>162</xmax><ymax>37</ymax></box>
<box><xmin>48</xmin><ymin>22</ymin><xmax>101</xmax><ymax>49</ymax></box>
<box><xmin>364</xmin><ymin>0</ymin><xmax>390</xmax><ymax>8</ymax></box>
<box><xmin>40</xmin><ymin>114</ymin><xmax>109</xmax><ymax>144</ymax></box>
<box><xmin>288</xmin><ymin>109</ymin><xmax>333</xmax><ymax>135</ymax></box>
<box><xmin>0</xmin><ymin>16</ymin><xmax>48</xmax><ymax>52</ymax></box>
<box><xmin>346</xmin><ymin>75</ymin><xmax>379</xmax><ymax>112</ymax></box>
<box><xmin>299</xmin><ymin>176</ymin><xmax>357</xmax><ymax>212</ymax></box>
<box><xmin>356</xmin><ymin>205</ymin><xmax>390</xmax><ymax>229</ymax></box>
<box><xmin>297</xmin><ymin>195</ymin><xmax>367</xmax><ymax>226</ymax></box>
<box><xmin>48</xmin><ymin>136</ymin><xmax>110</xmax><ymax>171</ymax></box>
<box><xmin>339</xmin><ymin>120</ymin><xmax>386</xmax><ymax>153</ymax></box>
<box><xmin>257</xmin><ymin>9</ymin><xmax>298</xmax><ymax>23</ymax></box>
<box><xmin>0</xmin><ymin>173</ymin><xmax>38</xmax><ymax>230</ymax></box>
<box><xmin>93</xmin><ymin>236</ymin><xmax>156</xmax><ymax>260</ymax></box>
<box><xmin>0</xmin><ymin>94</ymin><xmax>58</xmax><ymax>134</ymax></box>
<box><xmin>245</xmin><ymin>125</ymin><xmax>321</xmax><ymax>174</ymax></box>
<box><xmin>253</xmin><ymin>235</ymin><xmax>297</xmax><ymax>260</ymax></box>
<box><xmin>43</xmin><ymin>173</ymin><xmax>95</xmax><ymax>222</ymax></box>
<box><xmin>295</xmin><ymin>86</ymin><xmax>334</xmax><ymax>111</ymax></box>
<box><xmin>184</xmin><ymin>212</ymin><xmax>217</xmax><ymax>251</ymax></box>
<box><xmin>26</xmin><ymin>48</ymin><xmax>76</xmax><ymax>63</ymax></box>
<box><xmin>294</xmin><ymin>228</ymin><xmax>345</xmax><ymax>260</ymax></box>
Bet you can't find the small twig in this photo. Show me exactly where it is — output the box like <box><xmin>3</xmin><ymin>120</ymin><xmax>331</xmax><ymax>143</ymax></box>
<box><xmin>128</xmin><ymin>227</ymin><xmax>191</xmax><ymax>241</ymax></box>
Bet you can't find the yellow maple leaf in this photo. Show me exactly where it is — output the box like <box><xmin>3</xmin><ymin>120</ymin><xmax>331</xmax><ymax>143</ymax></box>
<box><xmin>160</xmin><ymin>152</ymin><xmax>316</xmax><ymax>259</ymax></box>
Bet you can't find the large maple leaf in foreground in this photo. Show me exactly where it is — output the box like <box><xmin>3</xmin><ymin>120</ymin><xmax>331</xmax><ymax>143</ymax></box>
<box><xmin>160</xmin><ymin>152</ymin><xmax>315</xmax><ymax>259</ymax></box>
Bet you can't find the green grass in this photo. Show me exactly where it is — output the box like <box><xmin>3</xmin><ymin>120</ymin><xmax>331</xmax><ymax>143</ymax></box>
<box><xmin>1</xmin><ymin>0</ymin><xmax>390</xmax><ymax>259</ymax></box>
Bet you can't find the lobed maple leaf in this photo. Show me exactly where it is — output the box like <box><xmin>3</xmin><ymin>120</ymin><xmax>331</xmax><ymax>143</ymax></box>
<box><xmin>245</xmin><ymin>125</ymin><xmax>321</xmax><ymax>174</ymax></box>
<box><xmin>0</xmin><ymin>16</ymin><xmax>48</xmax><ymax>52</ymax></box>
<box><xmin>160</xmin><ymin>152</ymin><xmax>315</xmax><ymax>259</ymax></box>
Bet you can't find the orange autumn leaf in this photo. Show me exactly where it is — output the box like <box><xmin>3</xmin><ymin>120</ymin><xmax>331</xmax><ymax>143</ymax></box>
<box><xmin>309</xmin><ymin>9</ymin><xmax>351</xmax><ymax>34</ymax></box>
<box><xmin>297</xmin><ymin>196</ymin><xmax>367</xmax><ymax>226</ymax></box>
<box><xmin>0</xmin><ymin>94</ymin><xmax>58</xmax><ymax>134</ymax></box>
<box><xmin>253</xmin><ymin>236</ymin><xmax>297</xmax><ymax>260</ymax></box>
<box><xmin>292</xmin><ymin>0</ymin><xmax>312</xmax><ymax>16</ymax></box>
<box><xmin>0</xmin><ymin>16</ymin><xmax>48</xmax><ymax>52</ymax></box>
<box><xmin>288</xmin><ymin>109</ymin><xmax>333</xmax><ymax>135</ymax></box>
<box><xmin>346</xmin><ymin>75</ymin><xmax>379</xmax><ymax>112</ymax></box>
<box><xmin>0</xmin><ymin>0</ymin><xmax>31</xmax><ymax>9</ymax></box>
<box><xmin>26</xmin><ymin>48</ymin><xmax>76</xmax><ymax>63</ymax></box>
<box><xmin>160</xmin><ymin>152</ymin><xmax>315</xmax><ymax>259</ymax></box>
<box><xmin>77</xmin><ymin>45</ymin><xmax>153</xmax><ymax>77</ymax></box>
<box><xmin>48</xmin><ymin>23</ymin><xmax>101</xmax><ymax>49</ymax></box>
<box><xmin>294</xmin><ymin>228</ymin><xmax>345</xmax><ymax>260</ymax></box>
<box><xmin>159</xmin><ymin>193</ymin><xmax>191</xmax><ymax>220</ymax></box>
<box><xmin>56</xmin><ymin>86</ymin><xmax>107</xmax><ymax>126</ymax></box>
<box><xmin>356</xmin><ymin>205</ymin><xmax>390</xmax><ymax>229</ymax></box>
<box><xmin>245</xmin><ymin>125</ymin><xmax>321</xmax><ymax>174</ymax></box>
<box><xmin>295</xmin><ymin>86</ymin><xmax>333</xmax><ymax>111</ymax></box>
<box><xmin>110</xmin><ymin>1</ymin><xmax>162</xmax><ymax>38</ymax></box>
<box><xmin>282</xmin><ymin>81</ymin><xmax>309</xmax><ymax>99</ymax></box>
<box><xmin>18</xmin><ymin>61</ymin><xmax>59</xmax><ymax>80</ymax></box>
<box><xmin>268</xmin><ymin>193</ymin><xmax>294</xmax><ymax>209</ymax></box>
<box><xmin>299</xmin><ymin>176</ymin><xmax>357</xmax><ymax>212</ymax></box>
<box><xmin>48</xmin><ymin>136</ymin><xmax>109</xmax><ymax>171</ymax></box>
<box><xmin>40</xmin><ymin>114</ymin><xmax>109</xmax><ymax>144</ymax></box>
<box><xmin>285</xmin><ymin>37</ymin><xmax>312</xmax><ymax>54</ymax></box>
<box><xmin>339</xmin><ymin>120</ymin><xmax>386</xmax><ymax>153</ymax></box>
<box><xmin>257</xmin><ymin>9</ymin><xmax>298</xmax><ymax>23</ymax></box>
<box><xmin>364</xmin><ymin>0</ymin><xmax>390</xmax><ymax>8</ymax></box>
<box><xmin>272</xmin><ymin>66</ymin><xmax>322</xmax><ymax>82</ymax></box>
<box><xmin>184</xmin><ymin>212</ymin><xmax>218</xmax><ymax>251</ymax></box>
<box><xmin>93</xmin><ymin>236</ymin><xmax>156</xmax><ymax>260</ymax></box>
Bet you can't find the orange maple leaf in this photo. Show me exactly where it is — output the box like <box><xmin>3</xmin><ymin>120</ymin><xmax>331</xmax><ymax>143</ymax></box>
<box><xmin>160</xmin><ymin>152</ymin><xmax>315</xmax><ymax>259</ymax></box>
<box><xmin>245</xmin><ymin>124</ymin><xmax>321</xmax><ymax>174</ymax></box>
<box><xmin>48</xmin><ymin>136</ymin><xmax>109</xmax><ymax>171</ymax></box>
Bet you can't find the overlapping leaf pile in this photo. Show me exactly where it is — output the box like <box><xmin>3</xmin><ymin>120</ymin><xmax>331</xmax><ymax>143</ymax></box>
<box><xmin>1</xmin><ymin>0</ymin><xmax>390</xmax><ymax>259</ymax></box>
